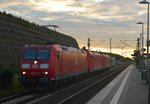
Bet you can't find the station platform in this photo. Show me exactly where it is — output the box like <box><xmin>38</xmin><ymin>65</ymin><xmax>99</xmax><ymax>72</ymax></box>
<box><xmin>86</xmin><ymin>64</ymin><xmax>148</xmax><ymax>104</ymax></box>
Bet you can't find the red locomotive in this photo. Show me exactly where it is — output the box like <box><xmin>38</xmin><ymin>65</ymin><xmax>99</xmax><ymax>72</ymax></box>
<box><xmin>20</xmin><ymin>44</ymin><xmax>111</xmax><ymax>88</ymax></box>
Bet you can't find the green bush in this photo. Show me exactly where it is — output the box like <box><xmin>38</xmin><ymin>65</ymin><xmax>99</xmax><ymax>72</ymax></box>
<box><xmin>0</xmin><ymin>67</ymin><xmax>14</xmax><ymax>88</ymax></box>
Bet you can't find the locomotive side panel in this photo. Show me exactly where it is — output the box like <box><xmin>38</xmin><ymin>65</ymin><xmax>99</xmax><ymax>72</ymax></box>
<box><xmin>87</xmin><ymin>51</ymin><xmax>93</xmax><ymax>72</ymax></box>
<box><xmin>93</xmin><ymin>54</ymin><xmax>100</xmax><ymax>71</ymax></box>
<box><xmin>76</xmin><ymin>51</ymin><xmax>87</xmax><ymax>74</ymax></box>
<box><xmin>106</xmin><ymin>55</ymin><xmax>111</xmax><ymax>68</ymax></box>
<box><xmin>60</xmin><ymin>50</ymin><xmax>87</xmax><ymax>79</ymax></box>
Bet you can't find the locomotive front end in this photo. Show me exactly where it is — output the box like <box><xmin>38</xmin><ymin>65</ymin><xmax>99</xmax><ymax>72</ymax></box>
<box><xmin>20</xmin><ymin>45</ymin><xmax>51</xmax><ymax>88</ymax></box>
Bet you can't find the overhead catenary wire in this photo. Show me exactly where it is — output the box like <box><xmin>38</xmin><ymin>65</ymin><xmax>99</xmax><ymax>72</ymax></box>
<box><xmin>0</xmin><ymin>1</ymin><xmax>129</xmax><ymax>50</ymax></box>
<box><xmin>0</xmin><ymin>2</ymin><xmax>53</xmax><ymax>25</ymax></box>
<box><xmin>73</xmin><ymin>0</ymin><xmax>121</xmax><ymax>48</ymax></box>
<box><xmin>74</xmin><ymin>0</ymin><xmax>110</xmax><ymax>38</ymax></box>
<box><xmin>0</xmin><ymin>1</ymin><xmax>79</xmax><ymax>38</ymax></box>
<box><xmin>120</xmin><ymin>40</ymin><xmax>135</xmax><ymax>49</ymax></box>
<box><xmin>0</xmin><ymin>1</ymin><xmax>108</xmax><ymax>39</ymax></box>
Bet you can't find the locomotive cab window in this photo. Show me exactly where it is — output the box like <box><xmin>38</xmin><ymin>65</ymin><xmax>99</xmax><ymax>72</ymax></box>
<box><xmin>23</xmin><ymin>49</ymin><xmax>36</xmax><ymax>59</ymax></box>
<box><xmin>23</xmin><ymin>49</ymin><xmax>50</xmax><ymax>60</ymax></box>
<box><xmin>37</xmin><ymin>50</ymin><xmax>50</xmax><ymax>59</ymax></box>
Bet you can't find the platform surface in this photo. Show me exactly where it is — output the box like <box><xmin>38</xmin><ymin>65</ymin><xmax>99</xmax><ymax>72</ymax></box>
<box><xmin>86</xmin><ymin>64</ymin><xmax>148</xmax><ymax>104</ymax></box>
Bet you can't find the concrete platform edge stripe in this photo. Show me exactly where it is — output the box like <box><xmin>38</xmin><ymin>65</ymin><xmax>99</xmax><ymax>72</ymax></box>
<box><xmin>109</xmin><ymin>65</ymin><xmax>133</xmax><ymax>104</ymax></box>
<box><xmin>86</xmin><ymin>64</ymin><xmax>132</xmax><ymax>104</ymax></box>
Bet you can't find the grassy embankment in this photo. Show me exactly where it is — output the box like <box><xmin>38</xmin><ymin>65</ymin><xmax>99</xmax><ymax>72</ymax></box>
<box><xmin>0</xmin><ymin>11</ymin><xmax>79</xmax><ymax>99</ymax></box>
<box><xmin>0</xmin><ymin>66</ymin><xmax>24</xmax><ymax>99</ymax></box>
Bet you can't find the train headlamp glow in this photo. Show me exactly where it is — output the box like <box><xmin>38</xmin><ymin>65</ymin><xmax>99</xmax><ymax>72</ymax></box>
<box><xmin>34</xmin><ymin>61</ymin><xmax>37</xmax><ymax>64</ymax></box>
<box><xmin>44</xmin><ymin>71</ymin><xmax>48</xmax><ymax>75</ymax></box>
<box><xmin>22</xmin><ymin>71</ymin><xmax>26</xmax><ymax>75</ymax></box>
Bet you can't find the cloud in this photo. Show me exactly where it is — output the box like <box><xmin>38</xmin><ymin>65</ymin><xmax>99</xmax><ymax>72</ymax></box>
<box><xmin>0</xmin><ymin>0</ymin><xmax>147</xmax><ymax>55</ymax></box>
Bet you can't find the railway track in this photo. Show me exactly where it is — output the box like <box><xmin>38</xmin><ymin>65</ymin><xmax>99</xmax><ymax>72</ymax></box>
<box><xmin>58</xmin><ymin>64</ymin><xmax>128</xmax><ymax>104</ymax></box>
<box><xmin>0</xmin><ymin>63</ymin><xmax>130</xmax><ymax>104</ymax></box>
<box><xmin>0</xmin><ymin>91</ymin><xmax>33</xmax><ymax>104</ymax></box>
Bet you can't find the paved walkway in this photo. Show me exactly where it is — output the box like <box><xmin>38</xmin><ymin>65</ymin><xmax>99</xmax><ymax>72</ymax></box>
<box><xmin>86</xmin><ymin>64</ymin><xmax>148</xmax><ymax>104</ymax></box>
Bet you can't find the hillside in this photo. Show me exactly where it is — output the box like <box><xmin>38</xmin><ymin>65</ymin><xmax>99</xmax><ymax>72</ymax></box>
<box><xmin>0</xmin><ymin>11</ymin><xmax>79</xmax><ymax>66</ymax></box>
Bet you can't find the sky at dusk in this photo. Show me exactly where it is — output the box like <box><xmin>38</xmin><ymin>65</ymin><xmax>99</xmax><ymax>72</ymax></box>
<box><xmin>0</xmin><ymin>0</ymin><xmax>148</xmax><ymax>57</ymax></box>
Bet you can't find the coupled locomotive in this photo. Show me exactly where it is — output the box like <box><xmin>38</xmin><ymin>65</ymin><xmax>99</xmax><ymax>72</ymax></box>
<box><xmin>20</xmin><ymin>44</ymin><xmax>111</xmax><ymax>88</ymax></box>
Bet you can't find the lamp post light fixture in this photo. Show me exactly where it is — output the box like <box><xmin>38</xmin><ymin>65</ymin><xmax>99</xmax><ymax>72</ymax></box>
<box><xmin>137</xmin><ymin>22</ymin><xmax>144</xmax><ymax>72</ymax></box>
<box><xmin>139</xmin><ymin>0</ymin><xmax>150</xmax><ymax>103</ymax></box>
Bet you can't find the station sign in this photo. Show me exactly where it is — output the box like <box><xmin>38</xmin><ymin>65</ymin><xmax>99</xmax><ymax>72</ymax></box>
<box><xmin>131</xmin><ymin>50</ymin><xmax>140</xmax><ymax>56</ymax></box>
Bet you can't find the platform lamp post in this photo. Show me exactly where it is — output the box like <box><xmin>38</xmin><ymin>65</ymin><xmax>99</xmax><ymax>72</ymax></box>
<box><xmin>137</xmin><ymin>22</ymin><xmax>144</xmax><ymax>72</ymax></box>
<box><xmin>139</xmin><ymin>0</ymin><xmax>150</xmax><ymax>103</ymax></box>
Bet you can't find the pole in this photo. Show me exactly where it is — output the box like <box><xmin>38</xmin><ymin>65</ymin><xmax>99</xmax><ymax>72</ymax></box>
<box><xmin>137</xmin><ymin>38</ymin><xmax>140</xmax><ymax>51</ymax></box>
<box><xmin>141</xmin><ymin>24</ymin><xmax>144</xmax><ymax>71</ymax></box>
<box><xmin>88</xmin><ymin>38</ymin><xmax>90</xmax><ymax>51</ymax></box>
<box><xmin>140</xmin><ymin>34</ymin><xmax>142</xmax><ymax>71</ymax></box>
<box><xmin>110</xmin><ymin>38</ymin><xmax>111</xmax><ymax>53</ymax></box>
<box><xmin>147</xmin><ymin>3</ymin><xmax>149</xmax><ymax>69</ymax></box>
<box><xmin>137</xmin><ymin>38</ymin><xmax>140</xmax><ymax>70</ymax></box>
<box><xmin>142</xmin><ymin>24</ymin><xmax>144</xmax><ymax>53</ymax></box>
<box><xmin>147</xmin><ymin>3</ymin><xmax>150</xmax><ymax>104</ymax></box>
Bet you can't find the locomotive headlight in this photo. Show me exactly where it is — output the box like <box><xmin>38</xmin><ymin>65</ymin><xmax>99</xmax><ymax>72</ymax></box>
<box><xmin>22</xmin><ymin>71</ymin><xmax>26</xmax><ymax>75</ymax></box>
<box><xmin>40</xmin><ymin>64</ymin><xmax>49</xmax><ymax>69</ymax></box>
<box><xmin>21</xmin><ymin>64</ymin><xmax>30</xmax><ymax>69</ymax></box>
<box><xmin>34</xmin><ymin>60</ymin><xmax>37</xmax><ymax>64</ymax></box>
<box><xmin>44</xmin><ymin>71</ymin><xmax>48</xmax><ymax>75</ymax></box>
